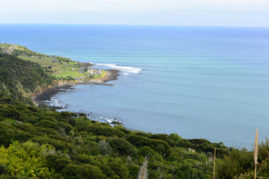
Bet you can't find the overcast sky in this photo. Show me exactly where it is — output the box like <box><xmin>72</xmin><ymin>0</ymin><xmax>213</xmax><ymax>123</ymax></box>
<box><xmin>0</xmin><ymin>0</ymin><xmax>269</xmax><ymax>27</ymax></box>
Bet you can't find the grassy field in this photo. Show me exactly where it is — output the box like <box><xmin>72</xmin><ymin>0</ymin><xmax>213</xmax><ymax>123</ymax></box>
<box><xmin>0</xmin><ymin>43</ymin><xmax>106</xmax><ymax>81</ymax></box>
<box><xmin>90</xmin><ymin>70</ymin><xmax>107</xmax><ymax>79</ymax></box>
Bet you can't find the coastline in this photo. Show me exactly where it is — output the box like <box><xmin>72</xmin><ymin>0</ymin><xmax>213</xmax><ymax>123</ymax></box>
<box><xmin>32</xmin><ymin>69</ymin><xmax>119</xmax><ymax>107</ymax></box>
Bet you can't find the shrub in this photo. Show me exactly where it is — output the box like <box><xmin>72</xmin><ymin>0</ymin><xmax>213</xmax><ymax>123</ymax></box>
<box><xmin>169</xmin><ymin>133</ymin><xmax>183</xmax><ymax>145</ymax></box>
<box><xmin>108</xmin><ymin>162</ymin><xmax>129</xmax><ymax>179</ymax></box>
<box><xmin>127</xmin><ymin>135</ymin><xmax>170</xmax><ymax>156</ymax></box>
<box><xmin>108</xmin><ymin>137</ymin><xmax>137</xmax><ymax>156</ymax></box>
<box><xmin>98</xmin><ymin>140</ymin><xmax>112</xmax><ymax>155</ymax></box>
<box><xmin>0</xmin><ymin>123</ymin><xmax>31</xmax><ymax>146</ymax></box>
<box><xmin>138</xmin><ymin>146</ymin><xmax>155</xmax><ymax>158</ymax></box>
<box><xmin>0</xmin><ymin>141</ymin><xmax>54</xmax><ymax>178</ymax></box>
<box><xmin>46</xmin><ymin>155</ymin><xmax>71</xmax><ymax>172</ymax></box>
<box><xmin>77</xmin><ymin>123</ymin><xmax>125</xmax><ymax>137</ymax></box>
<box><xmin>217</xmin><ymin>149</ymin><xmax>253</xmax><ymax>178</ymax></box>
<box><xmin>31</xmin><ymin>136</ymin><xmax>73</xmax><ymax>151</ymax></box>
<box><xmin>62</xmin><ymin>164</ymin><xmax>105</xmax><ymax>179</ymax></box>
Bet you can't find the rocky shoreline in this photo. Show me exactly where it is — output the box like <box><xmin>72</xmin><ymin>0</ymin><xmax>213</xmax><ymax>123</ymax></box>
<box><xmin>32</xmin><ymin>69</ymin><xmax>119</xmax><ymax>107</ymax></box>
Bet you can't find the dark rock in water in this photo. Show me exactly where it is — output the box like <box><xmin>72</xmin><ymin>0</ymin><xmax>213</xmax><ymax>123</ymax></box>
<box><xmin>50</xmin><ymin>106</ymin><xmax>64</xmax><ymax>110</ymax></box>
<box><xmin>78</xmin><ymin>113</ymin><xmax>87</xmax><ymax>117</ymax></box>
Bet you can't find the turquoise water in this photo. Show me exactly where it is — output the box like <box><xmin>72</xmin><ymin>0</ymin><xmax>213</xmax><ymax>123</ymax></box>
<box><xmin>1</xmin><ymin>24</ymin><xmax>269</xmax><ymax>148</ymax></box>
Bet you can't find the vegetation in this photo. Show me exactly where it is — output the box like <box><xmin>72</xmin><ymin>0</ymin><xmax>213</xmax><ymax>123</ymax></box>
<box><xmin>0</xmin><ymin>43</ymin><xmax>106</xmax><ymax>81</ymax></box>
<box><xmin>0</xmin><ymin>54</ymin><xmax>54</xmax><ymax>104</ymax></box>
<box><xmin>0</xmin><ymin>43</ymin><xmax>268</xmax><ymax>178</ymax></box>
<box><xmin>0</xmin><ymin>100</ymin><xmax>223</xmax><ymax>178</ymax></box>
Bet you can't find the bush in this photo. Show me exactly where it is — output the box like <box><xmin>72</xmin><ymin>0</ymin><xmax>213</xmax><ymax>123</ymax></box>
<box><xmin>62</xmin><ymin>164</ymin><xmax>105</xmax><ymax>179</ymax></box>
<box><xmin>217</xmin><ymin>149</ymin><xmax>253</xmax><ymax>178</ymax></box>
<box><xmin>169</xmin><ymin>133</ymin><xmax>183</xmax><ymax>145</ymax></box>
<box><xmin>31</xmin><ymin>136</ymin><xmax>73</xmax><ymax>151</ymax></box>
<box><xmin>0</xmin><ymin>123</ymin><xmax>31</xmax><ymax>146</ymax></box>
<box><xmin>108</xmin><ymin>162</ymin><xmax>129</xmax><ymax>179</ymax></box>
<box><xmin>138</xmin><ymin>146</ymin><xmax>155</xmax><ymax>158</ymax></box>
<box><xmin>0</xmin><ymin>141</ymin><xmax>54</xmax><ymax>178</ymax></box>
<box><xmin>127</xmin><ymin>135</ymin><xmax>170</xmax><ymax>156</ymax></box>
<box><xmin>108</xmin><ymin>137</ymin><xmax>137</xmax><ymax>156</ymax></box>
<box><xmin>46</xmin><ymin>155</ymin><xmax>71</xmax><ymax>172</ymax></box>
<box><xmin>98</xmin><ymin>140</ymin><xmax>112</xmax><ymax>155</ymax></box>
<box><xmin>77</xmin><ymin>123</ymin><xmax>125</xmax><ymax>137</ymax></box>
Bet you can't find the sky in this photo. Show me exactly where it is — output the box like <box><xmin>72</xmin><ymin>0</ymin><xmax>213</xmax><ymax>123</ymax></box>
<box><xmin>0</xmin><ymin>0</ymin><xmax>269</xmax><ymax>27</ymax></box>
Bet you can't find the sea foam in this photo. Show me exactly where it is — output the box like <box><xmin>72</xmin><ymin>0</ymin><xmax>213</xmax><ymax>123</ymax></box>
<box><xmin>96</xmin><ymin>63</ymin><xmax>141</xmax><ymax>74</ymax></box>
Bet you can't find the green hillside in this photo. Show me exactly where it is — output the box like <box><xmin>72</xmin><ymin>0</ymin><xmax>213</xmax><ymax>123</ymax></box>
<box><xmin>0</xmin><ymin>43</ymin><xmax>106</xmax><ymax>81</ymax></box>
<box><xmin>0</xmin><ymin>44</ymin><xmax>268</xmax><ymax>178</ymax></box>
<box><xmin>0</xmin><ymin>54</ymin><xmax>55</xmax><ymax>104</ymax></box>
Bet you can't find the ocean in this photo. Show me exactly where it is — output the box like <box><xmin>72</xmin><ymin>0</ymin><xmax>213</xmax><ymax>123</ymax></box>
<box><xmin>1</xmin><ymin>24</ymin><xmax>269</xmax><ymax>148</ymax></box>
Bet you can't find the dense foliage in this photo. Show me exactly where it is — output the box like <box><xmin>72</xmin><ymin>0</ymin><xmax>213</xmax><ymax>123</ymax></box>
<box><xmin>0</xmin><ymin>100</ymin><xmax>221</xmax><ymax>178</ymax></box>
<box><xmin>0</xmin><ymin>54</ymin><xmax>54</xmax><ymax>104</ymax></box>
<box><xmin>0</xmin><ymin>44</ymin><xmax>268</xmax><ymax>178</ymax></box>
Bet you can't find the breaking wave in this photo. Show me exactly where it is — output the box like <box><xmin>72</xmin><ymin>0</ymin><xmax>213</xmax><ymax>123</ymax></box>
<box><xmin>96</xmin><ymin>63</ymin><xmax>142</xmax><ymax>74</ymax></box>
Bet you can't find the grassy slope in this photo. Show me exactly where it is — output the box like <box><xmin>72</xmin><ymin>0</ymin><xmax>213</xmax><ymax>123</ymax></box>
<box><xmin>0</xmin><ymin>43</ymin><xmax>106</xmax><ymax>81</ymax></box>
<box><xmin>0</xmin><ymin>44</ymin><xmax>268</xmax><ymax>178</ymax></box>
